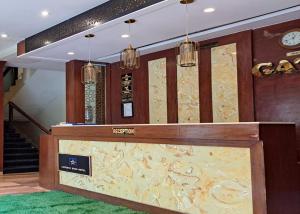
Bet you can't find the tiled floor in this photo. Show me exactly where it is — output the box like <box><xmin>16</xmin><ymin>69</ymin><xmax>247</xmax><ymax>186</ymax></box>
<box><xmin>0</xmin><ymin>173</ymin><xmax>48</xmax><ymax>196</ymax></box>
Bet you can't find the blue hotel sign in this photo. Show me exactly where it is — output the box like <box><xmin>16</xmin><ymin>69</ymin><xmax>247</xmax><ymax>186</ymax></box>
<box><xmin>59</xmin><ymin>154</ymin><xmax>91</xmax><ymax>176</ymax></box>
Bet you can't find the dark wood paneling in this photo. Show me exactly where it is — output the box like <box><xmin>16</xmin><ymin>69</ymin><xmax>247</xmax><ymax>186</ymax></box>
<box><xmin>253</xmin><ymin>19</ymin><xmax>300</xmax><ymax>150</ymax></box>
<box><xmin>17</xmin><ymin>40</ymin><xmax>25</xmax><ymax>56</ymax></box>
<box><xmin>0</xmin><ymin>61</ymin><xmax>6</xmax><ymax>172</ymax></box>
<box><xmin>109</xmin><ymin>48</ymin><xmax>177</xmax><ymax>124</ymax></box>
<box><xmin>260</xmin><ymin>124</ymin><xmax>300</xmax><ymax>214</ymax></box>
<box><xmin>198</xmin><ymin>31</ymin><xmax>255</xmax><ymax>122</ymax></box>
<box><xmin>52</xmin><ymin>123</ymin><xmax>262</xmax><ymax>141</ymax></box>
<box><xmin>166</xmin><ymin>50</ymin><xmax>178</xmax><ymax>123</ymax></box>
<box><xmin>39</xmin><ymin>134</ymin><xmax>55</xmax><ymax>189</ymax></box>
<box><xmin>66</xmin><ymin>60</ymin><xmax>85</xmax><ymax>123</ymax></box>
<box><xmin>199</xmin><ymin>45</ymin><xmax>213</xmax><ymax>122</ymax></box>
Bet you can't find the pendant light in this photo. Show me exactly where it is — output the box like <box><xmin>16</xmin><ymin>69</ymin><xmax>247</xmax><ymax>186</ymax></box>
<box><xmin>81</xmin><ymin>33</ymin><xmax>99</xmax><ymax>84</ymax></box>
<box><xmin>120</xmin><ymin>19</ymin><xmax>140</xmax><ymax>70</ymax></box>
<box><xmin>178</xmin><ymin>0</ymin><xmax>197</xmax><ymax>67</ymax></box>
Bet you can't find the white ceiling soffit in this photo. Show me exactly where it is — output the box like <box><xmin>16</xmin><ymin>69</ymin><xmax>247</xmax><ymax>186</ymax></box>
<box><xmin>19</xmin><ymin>0</ymin><xmax>300</xmax><ymax>64</ymax></box>
<box><xmin>0</xmin><ymin>0</ymin><xmax>109</xmax><ymax>51</ymax></box>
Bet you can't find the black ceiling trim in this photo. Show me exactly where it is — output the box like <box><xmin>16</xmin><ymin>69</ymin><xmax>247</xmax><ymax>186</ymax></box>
<box><xmin>25</xmin><ymin>0</ymin><xmax>164</xmax><ymax>53</ymax></box>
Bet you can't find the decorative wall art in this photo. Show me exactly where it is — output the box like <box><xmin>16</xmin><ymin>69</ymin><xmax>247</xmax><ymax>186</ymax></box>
<box><xmin>121</xmin><ymin>73</ymin><xmax>134</xmax><ymax>117</ymax></box>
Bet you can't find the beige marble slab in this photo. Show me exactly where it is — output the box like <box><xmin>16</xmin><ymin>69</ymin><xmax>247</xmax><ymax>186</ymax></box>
<box><xmin>59</xmin><ymin>140</ymin><xmax>253</xmax><ymax>214</ymax></box>
<box><xmin>211</xmin><ymin>43</ymin><xmax>239</xmax><ymax>123</ymax></box>
<box><xmin>177</xmin><ymin>53</ymin><xmax>200</xmax><ymax>123</ymax></box>
<box><xmin>148</xmin><ymin>58</ymin><xmax>168</xmax><ymax>124</ymax></box>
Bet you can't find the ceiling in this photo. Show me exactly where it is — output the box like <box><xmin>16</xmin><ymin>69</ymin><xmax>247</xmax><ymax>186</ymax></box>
<box><xmin>0</xmin><ymin>0</ymin><xmax>109</xmax><ymax>69</ymax></box>
<box><xmin>2</xmin><ymin>0</ymin><xmax>300</xmax><ymax>70</ymax></box>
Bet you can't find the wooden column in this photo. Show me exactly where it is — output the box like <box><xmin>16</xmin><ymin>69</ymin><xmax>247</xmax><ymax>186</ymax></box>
<box><xmin>66</xmin><ymin>60</ymin><xmax>85</xmax><ymax>123</ymax></box>
<box><xmin>0</xmin><ymin>61</ymin><xmax>6</xmax><ymax>172</ymax></box>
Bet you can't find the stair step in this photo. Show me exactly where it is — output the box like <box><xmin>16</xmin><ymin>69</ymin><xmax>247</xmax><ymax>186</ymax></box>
<box><xmin>4</xmin><ymin>133</ymin><xmax>20</xmax><ymax>138</ymax></box>
<box><xmin>4</xmin><ymin>148</ymin><xmax>38</xmax><ymax>154</ymax></box>
<box><xmin>4</xmin><ymin>129</ymin><xmax>16</xmax><ymax>134</ymax></box>
<box><xmin>4</xmin><ymin>143</ymin><xmax>32</xmax><ymax>149</ymax></box>
<box><xmin>4</xmin><ymin>159</ymin><xmax>39</xmax><ymax>167</ymax></box>
<box><xmin>5</xmin><ymin>136</ymin><xmax>24</xmax><ymax>141</ymax></box>
<box><xmin>3</xmin><ymin>165</ymin><xmax>39</xmax><ymax>174</ymax></box>
<box><xmin>5</xmin><ymin>138</ymin><xmax>26</xmax><ymax>143</ymax></box>
<box><xmin>4</xmin><ymin>153</ymin><xmax>38</xmax><ymax>160</ymax></box>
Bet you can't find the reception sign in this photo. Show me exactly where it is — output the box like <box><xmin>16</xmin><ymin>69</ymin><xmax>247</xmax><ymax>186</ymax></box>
<box><xmin>59</xmin><ymin>154</ymin><xmax>91</xmax><ymax>176</ymax></box>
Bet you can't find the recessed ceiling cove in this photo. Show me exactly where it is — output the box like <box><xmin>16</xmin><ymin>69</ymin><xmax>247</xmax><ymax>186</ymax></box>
<box><xmin>19</xmin><ymin>0</ymin><xmax>300</xmax><ymax>63</ymax></box>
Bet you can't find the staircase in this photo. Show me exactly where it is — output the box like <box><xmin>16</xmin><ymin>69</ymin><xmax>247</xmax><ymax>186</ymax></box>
<box><xmin>4</xmin><ymin>122</ymin><xmax>39</xmax><ymax>174</ymax></box>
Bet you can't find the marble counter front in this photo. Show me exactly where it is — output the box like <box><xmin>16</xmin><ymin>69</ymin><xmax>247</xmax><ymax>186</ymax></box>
<box><xmin>40</xmin><ymin>123</ymin><xmax>299</xmax><ymax>214</ymax></box>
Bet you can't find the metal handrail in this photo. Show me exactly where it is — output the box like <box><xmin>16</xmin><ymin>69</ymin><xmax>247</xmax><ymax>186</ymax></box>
<box><xmin>8</xmin><ymin>101</ymin><xmax>51</xmax><ymax>135</ymax></box>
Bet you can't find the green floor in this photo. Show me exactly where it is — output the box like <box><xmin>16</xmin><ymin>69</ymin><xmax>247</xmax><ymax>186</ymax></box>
<box><xmin>0</xmin><ymin>191</ymin><xmax>145</xmax><ymax>214</ymax></box>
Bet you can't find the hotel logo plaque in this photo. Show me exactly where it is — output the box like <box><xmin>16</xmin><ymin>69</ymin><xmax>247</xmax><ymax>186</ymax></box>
<box><xmin>59</xmin><ymin>154</ymin><xmax>91</xmax><ymax>176</ymax></box>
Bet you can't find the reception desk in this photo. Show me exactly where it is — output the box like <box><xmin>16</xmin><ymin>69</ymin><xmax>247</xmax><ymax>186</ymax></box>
<box><xmin>40</xmin><ymin>123</ymin><xmax>300</xmax><ymax>214</ymax></box>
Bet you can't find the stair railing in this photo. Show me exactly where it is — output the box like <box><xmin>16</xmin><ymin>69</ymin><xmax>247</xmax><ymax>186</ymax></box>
<box><xmin>8</xmin><ymin>101</ymin><xmax>51</xmax><ymax>135</ymax></box>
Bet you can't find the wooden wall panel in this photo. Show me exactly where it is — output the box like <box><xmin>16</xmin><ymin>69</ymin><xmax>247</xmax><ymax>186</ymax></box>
<box><xmin>0</xmin><ymin>61</ymin><xmax>6</xmax><ymax>172</ymax></box>
<box><xmin>253</xmin><ymin>19</ymin><xmax>300</xmax><ymax>150</ymax></box>
<box><xmin>39</xmin><ymin>134</ymin><xmax>55</xmax><ymax>189</ymax></box>
<box><xmin>66</xmin><ymin>60</ymin><xmax>85</xmax><ymax>123</ymax></box>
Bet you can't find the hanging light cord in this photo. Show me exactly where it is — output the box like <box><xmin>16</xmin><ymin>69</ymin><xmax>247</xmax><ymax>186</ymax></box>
<box><xmin>88</xmin><ymin>37</ymin><xmax>91</xmax><ymax>63</ymax></box>
<box><xmin>128</xmin><ymin>22</ymin><xmax>132</xmax><ymax>46</ymax></box>
<box><xmin>185</xmin><ymin>2</ymin><xmax>189</xmax><ymax>38</ymax></box>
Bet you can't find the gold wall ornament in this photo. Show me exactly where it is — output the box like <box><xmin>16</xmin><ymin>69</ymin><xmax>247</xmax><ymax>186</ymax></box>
<box><xmin>294</xmin><ymin>57</ymin><xmax>300</xmax><ymax>64</ymax></box>
<box><xmin>120</xmin><ymin>44</ymin><xmax>140</xmax><ymax>70</ymax></box>
<box><xmin>252</xmin><ymin>62</ymin><xmax>274</xmax><ymax>77</ymax></box>
<box><xmin>275</xmin><ymin>60</ymin><xmax>295</xmax><ymax>74</ymax></box>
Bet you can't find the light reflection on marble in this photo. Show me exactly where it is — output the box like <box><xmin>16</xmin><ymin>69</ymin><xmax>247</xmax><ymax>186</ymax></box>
<box><xmin>59</xmin><ymin>140</ymin><xmax>253</xmax><ymax>214</ymax></box>
<box><xmin>177</xmin><ymin>53</ymin><xmax>200</xmax><ymax>123</ymax></box>
<box><xmin>148</xmin><ymin>58</ymin><xmax>168</xmax><ymax>124</ymax></box>
<box><xmin>211</xmin><ymin>43</ymin><xmax>239</xmax><ymax>123</ymax></box>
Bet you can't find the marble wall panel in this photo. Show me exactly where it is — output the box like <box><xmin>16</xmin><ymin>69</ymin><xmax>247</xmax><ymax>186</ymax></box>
<box><xmin>177</xmin><ymin>54</ymin><xmax>200</xmax><ymax>123</ymax></box>
<box><xmin>85</xmin><ymin>84</ymin><xmax>96</xmax><ymax>124</ymax></box>
<box><xmin>211</xmin><ymin>43</ymin><xmax>239</xmax><ymax>122</ymax></box>
<box><xmin>148</xmin><ymin>58</ymin><xmax>168</xmax><ymax>124</ymax></box>
<box><xmin>59</xmin><ymin>140</ymin><xmax>253</xmax><ymax>214</ymax></box>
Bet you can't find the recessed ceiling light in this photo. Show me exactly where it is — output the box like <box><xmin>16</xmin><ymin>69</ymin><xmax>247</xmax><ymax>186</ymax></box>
<box><xmin>41</xmin><ymin>10</ymin><xmax>49</xmax><ymax>17</ymax></box>
<box><xmin>67</xmin><ymin>52</ymin><xmax>75</xmax><ymax>55</ymax></box>
<box><xmin>44</xmin><ymin>40</ymin><xmax>51</xmax><ymax>45</ymax></box>
<box><xmin>1</xmin><ymin>34</ymin><xmax>8</xmax><ymax>38</ymax></box>
<box><xmin>121</xmin><ymin>34</ymin><xmax>130</xmax><ymax>38</ymax></box>
<box><xmin>204</xmin><ymin>8</ymin><xmax>215</xmax><ymax>13</ymax></box>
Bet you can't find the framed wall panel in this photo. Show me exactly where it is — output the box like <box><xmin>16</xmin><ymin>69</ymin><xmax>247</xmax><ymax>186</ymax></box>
<box><xmin>211</xmin><ymin>43</ymin><xmax>239</xmax><ymax>122</ymax></box>
<box><xmin>148</xmin><ymin>58</ymin><xmax>168</xmax><ymax>124</ymax></box>
<box><xmin>177</xmin><ymin>54</ymin><xmax>200</xmax><ymax>123</ymax></box>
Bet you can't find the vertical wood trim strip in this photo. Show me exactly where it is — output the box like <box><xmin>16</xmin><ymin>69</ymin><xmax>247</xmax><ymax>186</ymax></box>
<box><xmin>199</xmin><ymin>46</ymin><xmax>213</xmax><ymax>122</ymax></box>
<box><xmin>237</xmin><ymin>31</ymin><xmax>254</xmax><ymax>122</ymax></box>
<box><xmin>66</xmin><ymin>60</ymin><xmax>85</xmax><ymax>123</ymax></box>
<box><xmin>0</xmin><ymin>61</ymin><xmax>6</xmax><ymax>172</ymax></box>
<box><xmin>166</xmin><ymin>50</ymin><xmax>178</xmax><ymax>123</ymax></box>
